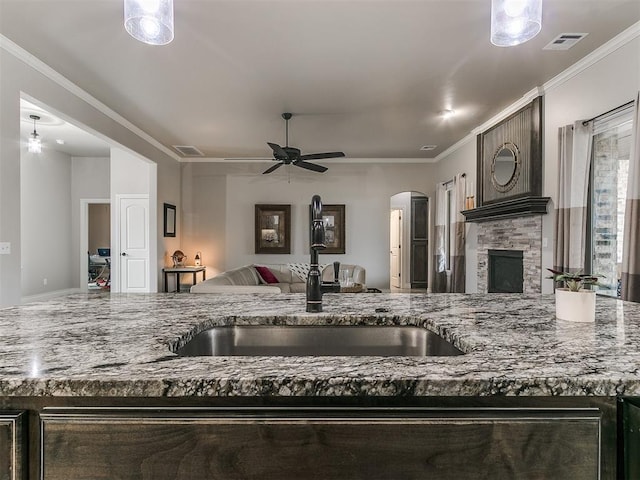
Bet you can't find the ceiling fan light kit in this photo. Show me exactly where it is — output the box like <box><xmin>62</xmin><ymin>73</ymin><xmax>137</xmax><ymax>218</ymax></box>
<box><xmin>490</xmin><ymin>0</ymin><xmax>542</xmax><ymax>47</ymax></box>
<box><xmin>124</xmin><ymin>0</ymin><xmax>174</xmax><ymax>45</ymax></box>
<box><xmin>262</xmin><ymin>113</ymin><xmax>346</xmax><ymax>175</ymax></box>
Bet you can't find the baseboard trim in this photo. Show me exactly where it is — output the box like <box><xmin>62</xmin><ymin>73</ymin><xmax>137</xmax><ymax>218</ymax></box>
<box><xmin>21</xmin><ymin>288</ymin><xmax>82</xmax><ymax>304</ymax></box>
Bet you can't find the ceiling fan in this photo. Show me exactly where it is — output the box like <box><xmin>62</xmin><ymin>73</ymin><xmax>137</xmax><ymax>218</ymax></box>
<box><xmin>263</xmin><ymin>113</ymin><xmax>345</xmax><ymax>175</ymax></box>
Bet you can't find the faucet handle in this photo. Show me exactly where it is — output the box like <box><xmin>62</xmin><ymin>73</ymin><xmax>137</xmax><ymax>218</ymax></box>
<box><xmin>333</xmin><ymin>261</ymin><xmax>340</xmax><ymax>283</ymax></box>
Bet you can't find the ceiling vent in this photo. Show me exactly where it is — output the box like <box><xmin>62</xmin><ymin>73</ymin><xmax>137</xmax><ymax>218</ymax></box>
<box><xmin>173</xmin><ymin>145</ymin><xmax>204</xmax><ymax>157</ymax></box>
<box><xmin>543</xmin><ymin>33</ymin><xmax>588</xmax><ymax>50</ymax></box>
<box><xmin>420</xmin><ymin>145</ymin><xmax>438</xmax><ymax>151</ymax></box>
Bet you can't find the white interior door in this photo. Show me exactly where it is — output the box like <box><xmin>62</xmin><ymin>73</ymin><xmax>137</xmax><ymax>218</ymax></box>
<box><xmin>390</xmin><ymin>209</ymin><xmax>402</xmax><ymax>289</ymax></box>
<box><xmin>119</xmin><ymin>196</ymin><xmax>150</xmax><ymax>292</ymax></box>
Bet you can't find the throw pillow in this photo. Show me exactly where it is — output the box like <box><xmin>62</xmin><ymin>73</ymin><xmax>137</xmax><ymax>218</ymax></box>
<box><xmin>254</xmin><ymin>265</ymin><xmax>279</xmax><ymax>284</ymax></box>
<box><xmin>287</xmin><ymin>263</ymin><xmax>328</xmax><ymax>282</ymax></box>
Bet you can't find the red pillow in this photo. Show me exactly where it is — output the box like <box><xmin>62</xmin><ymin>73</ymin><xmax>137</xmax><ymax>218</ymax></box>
<box><xmin>254</xmin><ymin>265</ymin><xmax>279</xmax><ymax>284</ymax></box>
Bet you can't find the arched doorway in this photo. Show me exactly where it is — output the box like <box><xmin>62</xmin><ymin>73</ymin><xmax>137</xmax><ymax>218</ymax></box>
<box><xmin>389</xmin><ymin>191</ymin><xmax>429</xmax><ymax>292</ymax></box>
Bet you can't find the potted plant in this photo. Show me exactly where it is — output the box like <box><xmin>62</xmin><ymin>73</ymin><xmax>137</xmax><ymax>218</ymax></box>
<box><xmin>547</xmin><ymin>269</ymin><xmax>605</xmax><ymax>323</ymax></box>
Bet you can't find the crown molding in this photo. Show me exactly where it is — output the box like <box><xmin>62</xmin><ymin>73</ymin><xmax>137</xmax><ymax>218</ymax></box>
<box><xmin>4</xmin><ymin>19</ymin><xmax>639</xmax><ymax>167</ymax></box>
<box><xmin>544</xmin><ymin>20</ymin><xmax>640</xmax><ymax>93</ymax></box>
<box><xmin>182</xmin><ymin>157</ymin><xmax>439</xmax><ymax>164</ymax></box>
<box><xmin>435</xmin><ymin>20</ymin><xmax>640</xmax><ymax>163</ymax></box>
<box><xmin>0</xmin><ymin>34</ymin><xmax>181</xmax><ymax>162</ymax></box>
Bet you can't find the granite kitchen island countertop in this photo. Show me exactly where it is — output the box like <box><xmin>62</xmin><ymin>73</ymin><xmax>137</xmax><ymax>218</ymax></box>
<box><xmin>0</xmin><ymin>292</ymin><xmax>639</xmax><ymax>398</ymax></box>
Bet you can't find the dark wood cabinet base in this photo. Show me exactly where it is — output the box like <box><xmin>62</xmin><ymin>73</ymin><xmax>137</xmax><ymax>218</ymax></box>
<box><xmin>0</xmin><ymin>396</ymin><xmax>619</xmax><ymax>479</ymax></box>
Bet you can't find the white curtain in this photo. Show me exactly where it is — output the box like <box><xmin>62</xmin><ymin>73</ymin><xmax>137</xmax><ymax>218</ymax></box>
<box><xmin>554</xmin><ymin>121</ymin><xmax>593</xmax><ymax>274</ymax></box>
<box><xmin>432</xmin><ymin>182</ymin><xmax>447</xmax><ymax>292</ymax></box>
<box><xmin>432</xmin><ymin>175</ymin><xmax>466</xmax><ymax>293</ymax></box>
<box><xmin>621</xmin><ymin>92</ymin><xmax>640</xmax><ymax>302</ymax></box>
<box><xmin>450</xmin><ymin>173</ymin><xmax>466</xmax><ymax>293</ymax></box>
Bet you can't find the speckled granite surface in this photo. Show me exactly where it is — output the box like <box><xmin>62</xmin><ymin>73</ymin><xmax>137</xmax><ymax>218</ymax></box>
<box><xmin>0</xmin><ymin>293</ymin><xmax>638</xmax><ymax>397</ymax></box>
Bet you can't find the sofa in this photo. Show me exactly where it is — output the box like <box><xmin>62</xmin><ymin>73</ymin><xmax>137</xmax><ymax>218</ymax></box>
<box><xmin>190</xmin><ymin>263</ymin><xmax>366</xmax><ymax>294</ymax></box>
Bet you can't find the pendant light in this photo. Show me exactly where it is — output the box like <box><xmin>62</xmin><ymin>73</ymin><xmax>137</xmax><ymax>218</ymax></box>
<box><xmin>491</xmin><ymin>0</ymin><xmax>542</xmax><ymax>47</ymax></box>
<box><xmin>28</xmin><ymin>115</ymin><xmax>42</xmax><ymax>154</ymax></box>
<box><xmin>124</xmin><ymin>0</ymin><xmax>174</xmax><ymax>45</ymax></box>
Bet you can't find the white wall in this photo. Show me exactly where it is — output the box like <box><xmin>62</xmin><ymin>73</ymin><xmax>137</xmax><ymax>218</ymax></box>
<box><xmin>20</xmin><ymin>149</ymin><xmax>73</xmax><ymax>297</ymax></box>
<box><xmin>181</xmin><ymin>162</ymin><xmax>436</xmax><ymax>288</ymax></box>
<box><xmin>435</xmin><ymin>32</ymin><xmax>640</xmax><ymax>293</ymax></box>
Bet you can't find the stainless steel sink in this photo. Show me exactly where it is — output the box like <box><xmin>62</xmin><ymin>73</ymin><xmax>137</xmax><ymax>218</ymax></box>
<box><xmin>176</xmin><ymin>325</ymin><xmax>464</xmax><ymax>357</ymax></box>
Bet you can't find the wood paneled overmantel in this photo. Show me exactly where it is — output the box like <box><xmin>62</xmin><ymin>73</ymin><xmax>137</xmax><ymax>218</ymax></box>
<box><xmin>464</xmin><ymin>96</ymin><xmax>547</xmax><ymax>222</ymax></box>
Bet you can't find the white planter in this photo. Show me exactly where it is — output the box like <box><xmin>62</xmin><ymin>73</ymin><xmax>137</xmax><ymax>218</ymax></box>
<box><xmin>555</xmin><ymin>288</ymin><xmax>596</xmax><ymax>323</ymax></box>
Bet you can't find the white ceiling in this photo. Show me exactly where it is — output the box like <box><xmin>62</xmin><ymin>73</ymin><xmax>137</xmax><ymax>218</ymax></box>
<box><xmin>20</xmin><ymin>100</ymin><xmax>111</xmax><ymax>157</ymax></box>
<box><xmin>3</xmin><ymin>1</ymin><xmax>640</xmax><ymax>161</ymax></box>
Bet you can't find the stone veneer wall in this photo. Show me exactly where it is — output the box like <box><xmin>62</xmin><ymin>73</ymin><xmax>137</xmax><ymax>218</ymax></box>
<box><xmin>477</xmin><ymin>216</ymin><xmax>543</xmax><ymax>294</ymax></box>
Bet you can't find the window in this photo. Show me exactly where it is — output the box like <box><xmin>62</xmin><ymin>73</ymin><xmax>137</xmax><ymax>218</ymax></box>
<box><xmin>588</xmin><ymin>106</ymin><xmax>633</xmax><ymax>297</ymax></box>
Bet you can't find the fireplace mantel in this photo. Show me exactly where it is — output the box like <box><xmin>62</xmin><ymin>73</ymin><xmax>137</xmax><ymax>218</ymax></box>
<box><xmin>461</xmin><ymin>196</ymin><xmax>550</xmax><ymax>223</ymax></box>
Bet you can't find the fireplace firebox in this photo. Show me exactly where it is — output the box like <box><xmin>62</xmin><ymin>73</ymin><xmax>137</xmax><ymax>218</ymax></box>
<box><xmin>488</xmin><ymin>249</ymin><xmax>524</xmax><ymax>293</ymax></box>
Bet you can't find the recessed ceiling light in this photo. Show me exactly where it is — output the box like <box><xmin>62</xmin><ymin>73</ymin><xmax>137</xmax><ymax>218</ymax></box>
<box><xmin>439</xmin><ymin>109</ymin><xmax>455</xmax><ymax>119</ymax></box>
<box><xmin>56</xmin><ymin>139</ymin><xmax>65</xmax><ymax>145</ymax></box>
<box><xmin>420</xmin><ymin>145</ymin><xmax>438</xmax><ymax>151</ymax></box>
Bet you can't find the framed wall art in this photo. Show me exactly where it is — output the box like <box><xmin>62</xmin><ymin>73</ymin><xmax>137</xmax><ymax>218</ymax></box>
<box><xmin>310</xmin><ymin>204</ymin><xmax>345</xmax><ymax>254</ymax></box>
<box><xmin>163</xmin><ymin>203</ymin><xmax>176</xmax><ymax>237</ymax></box>
<box><xmin>255</xmin><ymin>204</ymin><xmax>291</xmax><ymax>254</ymax></box>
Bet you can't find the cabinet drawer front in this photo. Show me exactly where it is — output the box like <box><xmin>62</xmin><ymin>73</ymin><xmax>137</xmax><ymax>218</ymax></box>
<box><xmin>0</xmin><ymin>411</ymin><xmax>25</xmax><ymax>480</ymax></box>
<box><xmin>41</xmin><ymin>408</ymin><xmax>600</xmax><ymax>480</ymax></box>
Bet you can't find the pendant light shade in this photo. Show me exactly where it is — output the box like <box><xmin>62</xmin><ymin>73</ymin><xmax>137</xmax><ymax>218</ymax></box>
<box><xmin>491</xmin><ymin>0</ymin><xmax>542</xmax><ymax>47</ymax></box>
<box><xmin>28</xmin><ymin>115</ymin><xmax>42</xmax><ymax>154</ymax></box>
<box><xmin>124</xmin><ymin>0</ymin><xmax>174</xmax><ymax>45</ymax></box>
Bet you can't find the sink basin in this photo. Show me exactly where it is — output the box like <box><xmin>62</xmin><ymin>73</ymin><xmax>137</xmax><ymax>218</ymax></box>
<box><xmin>176</xmin><ymin>325</ymin><xmax>464</xmax><ymax>357</ymax></box>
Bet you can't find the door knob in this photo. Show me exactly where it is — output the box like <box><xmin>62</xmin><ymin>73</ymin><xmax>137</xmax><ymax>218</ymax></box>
<box><xmin>121</xmin><ymin>252</ymin><xmax>127</xmax><ymax>256</ymax></box>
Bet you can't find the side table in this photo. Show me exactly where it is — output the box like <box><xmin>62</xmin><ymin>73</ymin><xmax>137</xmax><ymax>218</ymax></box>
<box><xmin>163</xmin><ymin>266</ymin><xmax>206</xmax><ymax>293</ymax></box>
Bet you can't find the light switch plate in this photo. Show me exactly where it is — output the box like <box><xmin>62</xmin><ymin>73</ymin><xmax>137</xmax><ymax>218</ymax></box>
<box><xmin>0</xmin><ymin>242</ymin><xmax>11</xmax><ymax>254</ymax></box>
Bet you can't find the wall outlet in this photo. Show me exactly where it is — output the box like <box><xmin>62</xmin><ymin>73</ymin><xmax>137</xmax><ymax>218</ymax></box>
<box><xmin>43</xmin><ymin>278</ymin><xmax>48</xmax><ymax>286</ymax></box>
<box><xmin>0</xmin><ymin>242</ymin><xmax>10</xmax><ymax>255</ymax></box>
<box><xmin>542</xmin><ymin>237</ymin><xmax>548</xmax><ymax>248</ymax></box>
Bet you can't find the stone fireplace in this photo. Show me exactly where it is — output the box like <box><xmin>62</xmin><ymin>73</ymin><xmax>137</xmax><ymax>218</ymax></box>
<box><xmin>477</xmin><ymin>216</ymin><xmax>542</xmax><ymax>294</ymax></box>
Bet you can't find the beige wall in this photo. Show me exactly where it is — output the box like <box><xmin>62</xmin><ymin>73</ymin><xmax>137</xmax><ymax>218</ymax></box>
<box><xmin>0</xmin><ymin>46</ymin><xmax>181</xmax><ymax>305</ymax></box>
<box><xmin>181</xmin><ymin>161</ymin><xmax>436</xmax><ymax>289</ymax></box>
<box><xmin>88</xmin><ymin>204</ymin><xmax>110</xmax><ymax>255</ymax></box>
<box><xmin>71</xmin><ymin>156</ymin><xmax>110</xmax><ymax>288</ymax></box>
<box><xmin>541</xmin><ymin>36</ymin><xmax>640</xmax><ymax>292</ymax></box>
<box><xmin>20</xmin><ymin>148</ymin><xmax>73</xmax><ymax>297</ymax></box>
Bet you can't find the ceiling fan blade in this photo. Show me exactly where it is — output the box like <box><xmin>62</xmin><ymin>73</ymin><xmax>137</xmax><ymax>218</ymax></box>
<box><xmin>295</xmin><ymin>160</ymin><xmax>328</xmax><ymax>173</ymax></box>
<box><xmin>262</xmin><ymin>162</ymin><xmax>284</xmax><ymax>174</ymax></box>
<box><xmin>299</xmin><ymin>151</ymin><xmax>345</xmax><ymax>161</ymax></box>
<box><xmin>267</xmin><ymin>142</ymin><xmax>289</xmax><ymax>160</ymax></box>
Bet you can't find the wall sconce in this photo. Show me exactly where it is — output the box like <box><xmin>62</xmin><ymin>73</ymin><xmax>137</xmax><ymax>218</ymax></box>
<box><xmin>28</xmin><ymin>115</ymin><xmax>42</xmax><ymax>154</ymax></box>
<box><xmin>491</xmin><ymin>0</ymin><xmax>542</xmax><ymax>47</ymax></box>
<box><xmin>124</xmin><ymin>0</ymin><xmax>174</xmax><ymax>46</ymax></box>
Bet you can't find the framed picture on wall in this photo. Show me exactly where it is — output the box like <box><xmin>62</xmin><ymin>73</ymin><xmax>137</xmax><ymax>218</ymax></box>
<box><xmin>255</xmin><ymin>204</ymin><xmax>291</xmax><ymax>254</ymax></box>
<box><xmin>309</xmin><ymin>204</ymin><xmax>345</xmax><ymax>254</ymax></box>
<box><xmin>163</xmin><ymin>203</ymin><xmax>176</xmax><ymax>237</ymax></box>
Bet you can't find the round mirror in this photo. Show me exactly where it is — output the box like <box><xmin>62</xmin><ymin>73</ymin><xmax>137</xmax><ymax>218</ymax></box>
<box><xmin>491</xmin><ymin>143</ymin><xmax>519</xmax><ymax>192</ymax></box>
